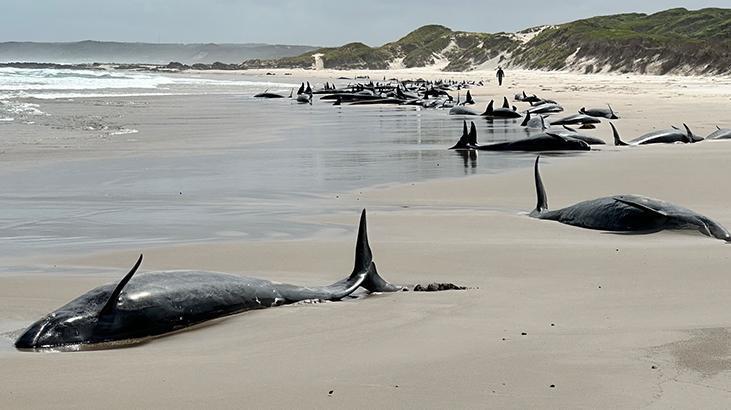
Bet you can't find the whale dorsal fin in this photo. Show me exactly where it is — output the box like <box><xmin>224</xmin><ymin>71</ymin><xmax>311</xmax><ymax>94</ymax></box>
<box><xmin>530</xmin><ymin>156</ymin><xmax>548</xmax><ymax>216</ymax></box>
<box><xmin>540</xmin><ymin>116</ymin><xmax>548</xmax><ymax>131</ymax></box>
<box><xmin>100</xmin><ymin>254</ymin><xmax>143</xmax><ymax>316</ymax></box>
<box><xmin>502</xmin><ymin>97</ymin><xmax>509</xmax><ymax>109</ymax></box>
<box><xmin>483</xmin><ymin>100</ymin><xmax>494</xmax><ymax>115</ymax></box>
<box><xmin>468</xmin><ymin>122</ymin><xmax>478</xmax><ymax>146</ymax></box>
<box><xmin>610</xmin><ymin>123</ymin><xmax>628</xmax><ymax>146</ymax></box>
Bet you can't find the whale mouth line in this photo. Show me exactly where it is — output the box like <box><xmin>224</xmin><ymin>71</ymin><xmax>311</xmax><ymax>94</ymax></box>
<box><xmin>17</xmin><ymin>336</ymin><xmax>153</xmax><ymax>353</ymax></box>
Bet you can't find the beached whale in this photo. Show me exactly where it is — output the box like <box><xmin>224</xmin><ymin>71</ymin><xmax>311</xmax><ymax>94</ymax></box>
<box><xmin>549</xmin><ymin>114</ymin><xmax>602</xmax><ymax>127</ymax></box>
<box><xmin>539</xmin><ymin>117</ymin><xmax>605</xmax><ymax>145</ymax></box>
<box><xmin>254</xmin><ymin>90</ymin><xmax>286</xmax><ymax>98</ymax></box>
<box><xmin>449</xmin><ymin>106</ymin><xmax>479</xmax><ymax>115</ymax></box>
<box><xmin>529</xmin><ymin>156</ymin><xmax>731</xmax><ymax>241</ymax></box>
<box><xmin>706</xmin><ymin>126</ymin><xmax>731</xmax><ymax>140</ymax></box>
<box><xmin>448</xmin><ymin>121</ymin><xmax>589</xmax><ymax>152</ymax></box>
<box><xmin>580</xmin><ymin>104</ymin><xmax>618</xmax><ymax>119</ymax></box>
<box><xmin>514</xmin><ymin>91</ymin><xmax>540</xmax><ymax>103</ymax></box>
<box><xmin>611</xmin><ymin>123</ymin><xmax>702</xmax><ymax>146</ymax></box>
<box><xmin>482</xmin><ymin>98</ymin><xmax>522</xmax><ymax>119</ymax></box>
<box><xmin>15</xmin><ymin>210</ymin><xmax>403</xmax><ymax>351</ymax></box>
<box><xmin>527</xmin><ymin>102</ymin><xmax>563</xmax><ymax>114</ymax></box>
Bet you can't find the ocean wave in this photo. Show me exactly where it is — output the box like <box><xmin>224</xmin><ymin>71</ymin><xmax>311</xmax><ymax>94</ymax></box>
<box><xmin>109</xmin><ymin>128</ymin><xmax>139</xmax><ymax>135</ymax></box>
<box><xmin>0</xmin><ymin>67</ymin><xmax>298</xmax><ymax>95</ymax></box>
<box><xmin>0</xmin><ymin>100</ymin><xmax>46</xmax><ymax>116</ymax></box>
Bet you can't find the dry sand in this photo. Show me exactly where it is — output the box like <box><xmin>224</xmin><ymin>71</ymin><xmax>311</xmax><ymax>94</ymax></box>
<box><xmin>1</xmin><ymin>68</ymin><xmax>730</xmax><ymax>409</ymax></box>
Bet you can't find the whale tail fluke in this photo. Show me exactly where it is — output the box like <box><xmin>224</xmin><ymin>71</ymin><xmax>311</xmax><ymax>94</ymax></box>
<box><xmin>530</xmin><ymin>156</ymin><xmax>548</xmax><ymax>217</ymax></box>
<box><xmin>468</xmin><ymin>122</ymin><xmax>478</xmax><ymax>146</ymax></box>
<box><xmin>610</xmin><ymin>123</ymin><xmax>628</xmax><ymax>146</ymax></box>
<box><xmin>683</xmin><ymin>123</ymin><xmax>701</xmax><ymax>143</ymax></box>
<box><xmin>350</xmin><ymin>209</ymin><xmax>401</xmax><ymax>292</ymax></box>
<box><xmin>449</xmin><ymin>121</ymin><xmax>470</xmax><ymax>149</ymax></box>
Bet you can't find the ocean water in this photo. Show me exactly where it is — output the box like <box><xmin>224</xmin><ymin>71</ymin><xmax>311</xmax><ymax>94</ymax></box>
<box><xmin>0</xmin><ymin>66</ymin><xmax>296</xmax><ymax>99</ymax></box>
<box><xmin>0</xmin><ymin>68</ymin><xmax>573</xmax><ymax>269</ymax></box>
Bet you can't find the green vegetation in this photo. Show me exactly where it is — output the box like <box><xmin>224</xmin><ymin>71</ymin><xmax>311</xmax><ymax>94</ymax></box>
<box><xmin>511</xmin><ymin>8</ymin><xmax>731</xmax><ymax>74</ymax></box>
<box><xmin>242</xmin><ymin>8</ymin><xmax>730</xmax><ymax>75</ymax></box>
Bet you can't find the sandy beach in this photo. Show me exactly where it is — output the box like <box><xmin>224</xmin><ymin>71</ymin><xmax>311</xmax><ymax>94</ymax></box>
<box><xmin>1</xmin><ymin>67</ymin><xmax>730</xmax><ymax>409</ymax></box>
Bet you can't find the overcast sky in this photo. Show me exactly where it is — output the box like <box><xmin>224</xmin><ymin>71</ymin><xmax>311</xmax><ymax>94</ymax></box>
<box><xmin>0</xmin><ymin>1</ymin><xmax>726</xmax><ymax>46</ymax></box>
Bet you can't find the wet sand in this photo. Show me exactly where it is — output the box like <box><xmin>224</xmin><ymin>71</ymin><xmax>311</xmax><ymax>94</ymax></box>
<box><xmin>1</xmin><ymin>69</ymin><xmax>730</xmax><ymax>409</ymax></box>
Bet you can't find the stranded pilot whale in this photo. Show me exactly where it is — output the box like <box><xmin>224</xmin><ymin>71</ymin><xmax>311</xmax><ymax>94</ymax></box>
<box><xmin>449</xmin><ymin>121</ymin><xmax>590</xmax><ymax>152</ymax></box>
<box><xmin>15</xmin><ymin>210</ymin><xmax>403</xmax><ymax>351</ymax></box>
<box><xmin>528</xmin><ymin>157</ymin><xmax>731</xmax><ymax>241</ymax></box>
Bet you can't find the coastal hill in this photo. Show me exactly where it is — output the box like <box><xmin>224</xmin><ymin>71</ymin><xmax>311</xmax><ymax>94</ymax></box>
<box><xmin>0</xmin><ymin>41</ymin><xmax>318</xmax><ymax>65</ymax></box>
<box><xmin>243</xmin><ymin>8</ymin><xmax>731</xmax><ymax>75</ymax></box>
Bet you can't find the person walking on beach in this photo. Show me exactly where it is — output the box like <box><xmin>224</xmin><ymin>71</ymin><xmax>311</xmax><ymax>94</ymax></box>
<box><xmin>496</xmin><ymin>66</ymin><xmax>505</xmax><ymax>86</ymax></box>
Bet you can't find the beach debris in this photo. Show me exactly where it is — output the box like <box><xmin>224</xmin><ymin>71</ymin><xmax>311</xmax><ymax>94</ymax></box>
<box><xmin>412</xmin><ymin>283</ymin><xmax>466</xmax><ymax>291</ymax></box>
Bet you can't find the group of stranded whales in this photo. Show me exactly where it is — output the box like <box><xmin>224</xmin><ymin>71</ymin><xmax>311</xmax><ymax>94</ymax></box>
<box><xmin>15</xmin><ymin>80</ymin><xmax>728</xmax><ymax>352</ymax></box>
<box><xmin>255</xmin><ymin>77</ymin><xmax>481</xmax><ymax>110</ymax></box>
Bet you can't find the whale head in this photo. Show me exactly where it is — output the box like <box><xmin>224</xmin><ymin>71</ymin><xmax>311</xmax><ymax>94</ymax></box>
<box><xmin>701</xmin><ymin>217</ymin><xmax>731</xmax><ymax>242</ymax></box>
<box><xmin>15</xmin><ymin>255</ymin><xmax>144</xmax><ymax>350</ymax></box>
<box><xmin>14</xmin><ymin>296</ymin><xmax>105</xmax><ymax>350</ymax></box>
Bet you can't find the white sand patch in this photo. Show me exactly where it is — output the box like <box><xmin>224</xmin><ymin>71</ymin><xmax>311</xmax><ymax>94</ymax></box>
<box><xmin>513</xmin><ymin>25</ymin><xmax>551</xmax><ymax>43</ymax></box>
<box><xmin>312</xmin><ymin>53</ymin><xmax>324</xmax><ymax>70</ymax></box>
<box><xmin>388</xmin><ymin>57</ymin><xmax>405</xmax><ymax>70</ymax></box>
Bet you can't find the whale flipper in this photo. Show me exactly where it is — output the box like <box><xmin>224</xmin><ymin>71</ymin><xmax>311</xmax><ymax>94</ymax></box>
<box><xmin>530</xmin><ymin>156</ymin><xmax>548</xmax><ymax>217</ymax></box>
<box><xmin>613</xmin><ymin>197</ymin><xmax>669</xmax><ymax>219</ymax></box>
<box><xmin>99</xmin><ymin>254</ymin><xmax>143</xmax><ymax>316</ymax></box>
